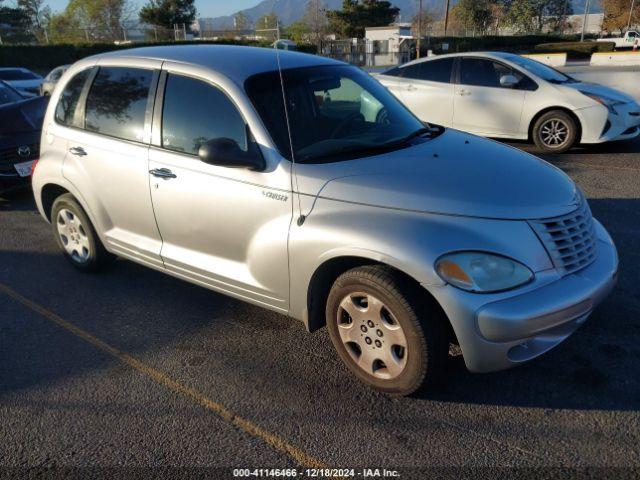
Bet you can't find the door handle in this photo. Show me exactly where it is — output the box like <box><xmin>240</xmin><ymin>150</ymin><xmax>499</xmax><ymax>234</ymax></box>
<box><xmin>406</xmin><ymin>84</ymin><xmax>417</xmax><ymax>92</ymax></box>
<box><xmin>149</xmin><ymin>168</ymin><xmax>177</xmax><ymax>179</ymax></box>
<box><xmin>458</xmin><ymin>89</ymin><xmax>471</xmax><ymax>96</ymax></box>
<box><xmin>69</xmin><ymin>146</ymin><xmax>87</xmax><ymax>156</ymax></box>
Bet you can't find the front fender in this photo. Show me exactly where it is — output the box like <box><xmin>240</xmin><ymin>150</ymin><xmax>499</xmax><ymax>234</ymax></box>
<box><xmin>288</xmin><ymin>197</ymin><xmax>552</xmax><ymax>323</ymax></box>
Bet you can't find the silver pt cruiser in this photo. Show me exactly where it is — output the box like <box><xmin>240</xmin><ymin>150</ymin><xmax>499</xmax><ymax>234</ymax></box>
<box><xmin>32</xmin><ymin>46</ymin><xmax>618</xmax><ymax>395</ymax></box>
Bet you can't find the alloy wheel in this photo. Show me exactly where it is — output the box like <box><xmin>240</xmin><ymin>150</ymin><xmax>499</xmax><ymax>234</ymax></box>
<box><xmin>540</xmin><ymin>118</ymin><xmax>569</xmax><ymax>148</ymax></box>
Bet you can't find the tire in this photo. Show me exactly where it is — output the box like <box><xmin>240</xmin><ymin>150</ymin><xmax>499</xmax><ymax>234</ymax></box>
<box><xmin>532</xmin><ymin>110</ymin><xmax>578</xmax><ymax>153</ymax></box>
<box><xmin>326</xmin><ymin>265</ymin><xmax>449</xmax><ymax>396</ymax></box>
<box><xmin>51</xmin><ymin>193</ymin><xmax>109</xmax><ymax>273</ymax></box>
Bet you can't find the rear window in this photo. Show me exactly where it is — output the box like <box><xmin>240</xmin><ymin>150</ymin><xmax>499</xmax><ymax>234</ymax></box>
<box><xmin>418</xmin><ymin>58</ymin><xmax>454</xmax><ymax>83</ymax></box>
<box><xmin>84</xmin><ymin>67</ymin><xmax>153</xmax><ymax>143</ymax></box>
<box><xmin>0</xmin><ymin>69</ymin><xmax>39</xmax><ymax>81</ymax></box>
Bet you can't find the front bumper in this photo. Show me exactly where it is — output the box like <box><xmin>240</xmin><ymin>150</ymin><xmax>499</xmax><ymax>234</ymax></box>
<box><xmin>579</xmin><ymin>102</ymin><xmax>640</xmax><ymax>144</ymax></box>
<box><xmin>428</xmin><ymin>223</ymin><xmax>618</xmax><ymax>373</ymax></box>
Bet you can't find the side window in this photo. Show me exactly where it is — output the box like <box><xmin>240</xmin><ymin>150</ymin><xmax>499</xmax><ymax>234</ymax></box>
<box><xmin>460</xmin><ymin>58</ymin><xmax>504</xmax><ymax>88</ymax></box>
<box><xmin>85</xmin><ymin>67</ymin><xmax>153</xmax><ymax>142</ymax></box>
<box><xmin>55</xmin><ymin>69</ymin><xmax>91</xmax><ymax>127</ymax></box>
<box><xmin>397</xmin><ymin>63</ymin><xmax>422</xmax><ymax>79</ymax></box>
<box><xmin>161</xmin><ymin>74</ymin><xmax>247</xmax><ymax>155</ymax></box>
<box><xmin>418</xmin><ymin>58</ymin><xmax>454</xmax><ymax>83</ymax></box>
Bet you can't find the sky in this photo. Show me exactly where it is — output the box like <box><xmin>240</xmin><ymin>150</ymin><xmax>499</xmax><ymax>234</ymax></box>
<box><xmin>45</xmin><ymin>0</ymin><xmax>262</xmax><ymax>17</ymax></box>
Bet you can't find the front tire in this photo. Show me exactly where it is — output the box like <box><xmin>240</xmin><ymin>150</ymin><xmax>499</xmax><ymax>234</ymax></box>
<box><xmin>326</xmin><ymin>266</ymin><xmax>449</xmax><ymax>396</ymax></box>
<box><xmin>51</xmin><ymin>194</ymin><xmax>109</xmax><ymax>273</ymax></box>
<box><xmin>532</xmin><ymin>110</ymin><xmax>578</xmax><ymax>153</ymax></box>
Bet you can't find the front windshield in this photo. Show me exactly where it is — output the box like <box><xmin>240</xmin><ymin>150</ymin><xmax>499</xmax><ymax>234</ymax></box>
<box><xmin>0</xmin><ymin>82</ymin><xmax>23</xmax><ymax>105</ymax></box>
<box><xmin>245</xmin><ymin>65</ymin><xmax>427</xmax><ymax>163</ymax></box>
<box><xmin>505</xmin><ymin>55</ymin><xmax>577</xmax><ymax>84</ymax></box>
<box><xmin>0</xmin><ymin>69</ymin><xmax>39</xmax><ymax>81</ymax></box>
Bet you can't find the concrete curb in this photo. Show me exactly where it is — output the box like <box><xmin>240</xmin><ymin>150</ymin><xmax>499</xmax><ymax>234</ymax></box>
<box><xmin>521</xmin><ymin>53</ymin><xmax>567</xmax><ymax>67</ymax></box>
<box><xmin>591</xmin><ymin>51</ymin><xmax>640</xmax><ymax>66</ymax></box>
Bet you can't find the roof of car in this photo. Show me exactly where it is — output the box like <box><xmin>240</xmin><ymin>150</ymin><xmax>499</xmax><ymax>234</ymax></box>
<box><xmin>88</xmin><ymin>44</ymin><xmax>344</xmax><ymax>81</ymax></box>
<box><xmin>393</xmin><ymin>51</ymin><xmax>518</xmax><ymax>69</ymax></box>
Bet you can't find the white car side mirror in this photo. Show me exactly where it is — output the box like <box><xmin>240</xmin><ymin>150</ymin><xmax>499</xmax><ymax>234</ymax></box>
<box><xmin>500</xmin><ymin>74</ymin><xmax>519</xmax><ymax>88</ymax></box>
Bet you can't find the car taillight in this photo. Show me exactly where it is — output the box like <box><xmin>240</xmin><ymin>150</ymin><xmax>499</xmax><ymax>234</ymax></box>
<box><xmin>30</xmin><ymin>159</ymin><xmax>39</xmax><ymax>176</ymax></box>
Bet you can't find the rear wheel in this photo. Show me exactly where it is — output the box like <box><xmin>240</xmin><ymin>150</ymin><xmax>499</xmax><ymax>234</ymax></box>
<box><xmin>51</xmin><ymin>194</ymin><xmax>109</xmax><ymax>273</ymax></box>
<box><xmin>532</xmin><ymin>110</ymin><xmax>578</xmax><ymax>153</ymax></box>
<box><xmin>326</xmin><ymin>266</ymin><xmax>449</xmax><ymax>396</ymax></box>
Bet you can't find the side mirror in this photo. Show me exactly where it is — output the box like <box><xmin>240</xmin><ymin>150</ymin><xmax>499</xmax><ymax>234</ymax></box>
<box><xmin>500</xmin><ymin>74</ymin><xmax>519</xmax><ymax>88</ymax></box>
<box><xmin>198</xmin><ymin>137</ymin><xmax>266</xmax><ymax>171</ymax></box>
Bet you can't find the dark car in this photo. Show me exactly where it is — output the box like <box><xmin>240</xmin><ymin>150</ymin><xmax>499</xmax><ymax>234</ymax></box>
<box><xmin>0</xmin><ymin>80</ymin><xmax>48</xmax><ymax>195</ymax></box>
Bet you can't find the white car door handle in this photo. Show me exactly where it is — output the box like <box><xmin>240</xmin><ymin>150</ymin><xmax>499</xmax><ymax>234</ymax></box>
<box><xmin>458</xmin><ymin>89</ymin><xmax>471</xmax><ymax>96</ymax></box>
<box><xmin>69</xmin><ymin>146</ymin><xmax>87</xmax><ymax>157</ymax></box>
<box><xmin>149</xmin><ymin>168</ymin><xmax>177</xmax><ymax>179</ymax></box>
<box><xmin>406</xmin><ymin>84</ymin><xmax>417</xmax><ymax>92</ymax></box>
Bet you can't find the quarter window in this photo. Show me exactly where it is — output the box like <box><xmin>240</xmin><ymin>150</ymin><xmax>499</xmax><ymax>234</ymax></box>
<box><xmin>55</xmin><ymin>69</ymin><xmax>91</xmax><ymax>127</ymax></box>
<box><xmin>161</xmin><ymin>74</ymin><xmax>247</xmax><ymax>156</ymax></box>
<box><xmin>85</xmin><ymin>67</ymin><xmax>153</xmax><ymax>142</ymax></box>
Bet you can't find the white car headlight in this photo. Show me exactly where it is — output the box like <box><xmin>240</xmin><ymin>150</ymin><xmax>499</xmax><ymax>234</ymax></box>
<box><xmin>579</xmin><ymin>91</ymin><xmax>625</xmax><ymax>115</ymax></box>
<box><xmin>435</xmin><ymin>252</ymin><xmax>533</xmax><ymax>293</ymax></box>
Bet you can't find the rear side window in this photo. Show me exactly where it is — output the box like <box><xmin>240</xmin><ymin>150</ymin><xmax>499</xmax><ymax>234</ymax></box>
<box><xmin>85</xmin><ymin>67</ymin><xmax>153</xmax><ymax>142</ymax></box>
<box><xmin>418</xmin><ymin>58</ymin><xmax>454</xmax><ymax>83</ymax></box>
<box><xmin>397</xmin><ymin>63</ymin><xmax>422</xmax><ymax>79</ymax></box>
<box><xmin>55</xmin><ymin>69</ymin><xmax>91</xmax><ymax>127</ymax></box>
<box><xmin>161</xmin><ymin>74</ymin><xmax>247</xmax><ymax>155</ymax></box>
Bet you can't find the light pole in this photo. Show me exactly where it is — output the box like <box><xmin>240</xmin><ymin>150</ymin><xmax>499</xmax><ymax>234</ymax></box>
<box><xmin>417</xmin><ymin>0</ymin><xmax>422</xmax><ymax>58</ymax></box>
<box><xmin>628</xmin><ymin>0</ymin><xmax>637</xmax><ymax>31</ymax></box>
<box><xmin>443</xmin><ymin>0</ymin><xmax>450</xmax><ymax>36</ymax></box>
<box><xmin>580</xmin><ymin>0</ymin><xmax>591</xmax><ymax>42</ymax></box>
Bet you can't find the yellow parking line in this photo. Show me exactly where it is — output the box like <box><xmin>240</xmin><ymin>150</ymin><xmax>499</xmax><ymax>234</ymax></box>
<box><xmin>0</xmin><ymin>282</ymin><xmax>328</xmax><ymax>469</ymax></box>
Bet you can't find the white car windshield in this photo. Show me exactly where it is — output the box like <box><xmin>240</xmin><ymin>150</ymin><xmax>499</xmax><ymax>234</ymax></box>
<box><xmin>245</xmin><ymin>65</ymin><xmax>430</xmax><ymax>164</ymax></box>
<box><xmin>504</xmin><ymin>55</ymin><xmax>578</xmax><ymax>84</ymax></box>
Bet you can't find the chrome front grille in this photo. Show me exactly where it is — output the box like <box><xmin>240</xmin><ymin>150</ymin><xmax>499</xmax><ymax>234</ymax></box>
<box><xmin>529</xmin><ymin>194</ymin><xmax>598</xmax><ymax>275</ymax></box>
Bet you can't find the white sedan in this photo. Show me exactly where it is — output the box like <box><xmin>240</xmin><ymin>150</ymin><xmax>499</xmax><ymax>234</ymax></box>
<box><xmin>377</xmin><ymin>52</ymin><xmax>640</xmax><ymax>153</ymax></box>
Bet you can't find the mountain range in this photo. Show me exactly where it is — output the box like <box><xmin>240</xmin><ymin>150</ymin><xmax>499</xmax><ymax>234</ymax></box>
<box><xmin>201</xmin><ymin>0</ymin><xmax>599</xmax><ymax>29</ymax></box>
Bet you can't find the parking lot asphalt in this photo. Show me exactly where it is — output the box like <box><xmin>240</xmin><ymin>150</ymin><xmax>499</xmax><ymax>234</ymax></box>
<box><xmin>1</xmin><ymin>138</ymin><xmax>639</xmax><ymax>477</ymax></box>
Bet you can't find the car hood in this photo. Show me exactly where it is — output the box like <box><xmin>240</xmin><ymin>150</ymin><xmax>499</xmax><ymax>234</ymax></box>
<box><xmin>295</xmin><ymin>129</ymin><xmax>578</xmax><ymax>220</ymax></box>
<box><xmin>6</xmin><ymin>79</ymin><xmax>42</xmax><ymax>89</ymax></box>
<box><xmin>564</xmin><ymin>81</ymin><xmax>637</xmax><ymax>104</ymax></box>
<box><xmin>0</xmin><ymin>96</ymin><xmax>48</xmax><ymax>134</ymax></box>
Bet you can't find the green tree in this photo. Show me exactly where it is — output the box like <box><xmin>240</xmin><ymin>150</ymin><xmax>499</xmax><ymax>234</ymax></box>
<box><xmin>506</xmin><ymin>0</ymin><xmax>573</xmax><ymax>33</ymax></box>
<box><xmin>0</xmin><ymin>1</ymin><xmax>33</xmax><ymax>43</ymax></box>
<box><xmin>327</xmin><ymin>0</ymin><xmax>400</xmax><ymax>38</ymax></box>
<box><xmin>285</xmin><ymin>21</ymin><xmax>310</xmax><ymax>43</ymax></box>
<box><xmin>450</xmin><ymin>0</ymin><xmax>493</xmax><ymax>34</ymax></box>
<box><xmin>139</xmin><ymin>0</ymin><xmax>196</xmax><ymax>29</ymax></box>
<box><xmin>18</xmin><ymin>0</ymin><xmax>46</xmax><ymax>29</ymax></box>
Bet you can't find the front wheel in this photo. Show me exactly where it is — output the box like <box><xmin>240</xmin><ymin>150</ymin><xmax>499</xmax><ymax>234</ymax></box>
<box><xmin>532</xmin><ymin>110</ymin><xmax>578</xmax><ymax>153</ymax></box>
<box><xmin>326</xmin><ymin>266</ymin><xmax>449</xmax><ymax>396</ymax></box>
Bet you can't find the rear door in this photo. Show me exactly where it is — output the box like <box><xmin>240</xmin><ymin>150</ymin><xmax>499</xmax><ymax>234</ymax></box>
<box><xmin>61</xmin><ymin>59</ymin><xmax>164</xmax><ymax>268</ymax></box>
<box><xmin>395</xmin><ymin>58</ymin><xmax>455</xmax><ymax>127</ymax></box>
<box><xmin>453</xmin><ymin>57</ymin><xmax>526</xmax><ymax>137</ymax></box>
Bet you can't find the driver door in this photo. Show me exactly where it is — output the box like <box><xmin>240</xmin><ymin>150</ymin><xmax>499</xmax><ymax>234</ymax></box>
<box><xmin>453</xmin><ymin>57</ymin><xmax>526</xmax><ymax>137</ymax></box>
<box><xmin>148</xmin><ymin>67</ymin><xmax>292</xmax><ymax>312</ymax></box>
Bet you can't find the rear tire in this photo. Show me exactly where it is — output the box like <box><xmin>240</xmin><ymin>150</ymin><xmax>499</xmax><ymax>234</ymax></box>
<box><xmin>532</xmin><ymin>110</ymin><xmax>578</xmax><ymax>153</ymax></box>
<box><xmin>326</xmin><ymin>265</ymin><xmax>449</xmax><ymax>396</ymax></box>
<box><xmin>51</xmin><ymin>194</ymin><xmax>109</xmax><ymax>273</ymax></box>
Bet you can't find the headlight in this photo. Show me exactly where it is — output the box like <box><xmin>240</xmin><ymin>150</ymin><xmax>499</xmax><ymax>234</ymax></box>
<box><xmin>435</xmin><ymin>252</ymin><xmax>533</xmax><ymax>293</ymax></box>
<box><xmin>580</xmin><ymin>91</ymin><xmax>624</xmax><ymax>115</ymax></box>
